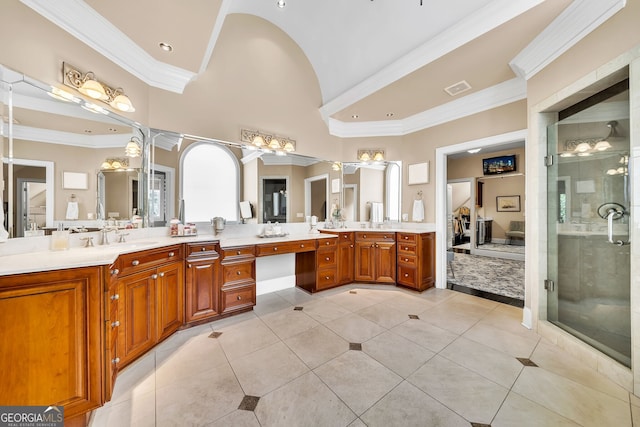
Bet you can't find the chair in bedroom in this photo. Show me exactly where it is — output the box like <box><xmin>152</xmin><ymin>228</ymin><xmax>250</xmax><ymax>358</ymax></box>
<box><xmin>505</xmin><ymin>221</ymin><xmax>525</xmax><ymax>245</ymax></box>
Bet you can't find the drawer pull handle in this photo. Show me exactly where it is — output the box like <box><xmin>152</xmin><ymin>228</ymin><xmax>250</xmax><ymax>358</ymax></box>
<box><xmin>273</xmin><ymin>247</ymin><xmax>278</xmax><ymax>251</ymax></box>
<box><xmin>131</xmin><ymin>260</ymin><xmax>140</xmax><ymax>266</ymax></box>
<box><xmin>188</xmin><ymin>264</ymin><xmax>192</xmax><ymax>268</ymax></box>
<box><xmin>201</xmin><ymin>247</ymin><xmax>206</xmax><ymax>251</ymax></box>
<box><xmin>152</xmin><ymin>274</ymin><xmax>158</xmax><ymax>280</ymax></box>
<box><xmin>300</xmin><ymin>244</ymin><xmax>305</xmax><ymax>248</ymax></box>
<box><xmin>111</xmin><ymin>294</ymin><xmax>120</xmax><ymax>301</ymax></box>
<box><xmin>350</xmin><ymin>244</ymin><xmax>354</xmax><ymax>248</ymax></box>
<box><xmin>343</xmin><ymin>235</ymin><xmax>348</xmax><ymax>238</ymax></box>
<box><xmin>384</xmin><ymin>235</ymin><xmax>388</xmax><ymax>239</ymax></box>
<box><xmin>111</xmin><ymin>320</ymin><xmax>120</xmax><ymax>328</ymax></box>
<box><xmin>325</xmin><ymin>241</ymin><xmax>330</xmax><ymax>245</ymax></box>
<box><xmin>237</xmin><ymin>250</ymin><xmax>241</xmax><ymax>255</ymax></box>
<box><xmin>404</xmin><ymin>273</ymin><xmax>409</xmax><ymax>277</ymax></box>
<box><xmin>404</xmin><ymin>236</ymin><xmax>409</xmax><ymax>240</ymax></box>
<box><xmin>112</xmin><ymin>357</ymin><xmax>120</xmax><ymax>364</ymax></box>
<box><xmin>405</xmin><ymin>247</ymin><xmax>409</xmax><ymax>250</ymax></box>
<box><xmin>363</xmin><ymin>234</ymin><xmax>367</xmax><ymax>238</ymax></box>
<box><xmin>236</xmin><ymin>271</ymin><xmax>241</xmax><ymax>275</ymax></box>
<box><xmin>405</xmin><ymin>258</ymin><xmax>409</xmax><ymax>262</ymax></box>
<box><xmin>237</xmin><ymin>296</ymin><xmax>242</xmax><ymax>300</ymax></box>
<box><xmin>325</xmin><ymin>257</ymin><xmax>330</xmax><ymax>261</ymax></box>
<box><xmin>159</xmin><ymin>272</ymin><xmax>165</xmax><ymax>277</ymax></box>
<box><xmin>169</xmin><ymin>252</ymin><xmax>175</xmax><ymax>257</ymax></box>
<box><xmin>110</xmin><ymin>268</ymin><xmax>119</xmax><ymax>276</ymax></box>
<box><xmin>325</xmin><ymin>276</ymin><xmax>330</xmax><ymax>280</ymax></box>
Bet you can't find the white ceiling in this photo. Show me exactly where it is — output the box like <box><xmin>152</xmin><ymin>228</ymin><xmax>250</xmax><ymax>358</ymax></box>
<box><xmin>19</xmin><ymin>0</ymin><xmax>627</xmax><ymax>137</ymax></box>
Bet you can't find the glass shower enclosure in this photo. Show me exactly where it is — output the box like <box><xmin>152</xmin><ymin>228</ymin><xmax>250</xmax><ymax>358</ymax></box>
<box><xmin>546</xmin><ymin>81</ymin><xmax>631</xmax><ymax>367</ymax></box>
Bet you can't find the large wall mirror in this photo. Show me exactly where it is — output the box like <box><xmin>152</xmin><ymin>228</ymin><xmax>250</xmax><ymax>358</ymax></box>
<box><xmin>1</xmin><ymin>64</ymin><xmax>147</xmax><ymax>238</ymax></box>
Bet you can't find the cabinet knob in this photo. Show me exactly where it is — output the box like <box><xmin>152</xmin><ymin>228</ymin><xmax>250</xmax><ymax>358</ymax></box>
<box><xmin>343</xmin><ymin>235</ymin><xmax>348</xmax><ymax>239</ymax></box>
<box><xmin>168</xmin><ymin>252</ymin><xmax>175</xmax><ymax>257</ymax></box>
<box><xmin>159</xmin><ymin>272</ymin><xmax>165</xmax><ymax>277</ymax></box>
<box><xmin>188</xmin><ymin>264</ymin><xmax>192</xmax><ymax>268</ymax></box>
<box><xmin>273</xmin><ymin>247</ymin><xmax>278</xmax><ymax>251</ymax></box>
<box><xmin>325</xmin><ymin>257</ymin><xmax>330</xmax><ymax>261</ymax></box>
<box><xmin>201</xmin><ymin>247</ymin><xmax>206</xmax><ymax>251</ymax></box>
<box><xmin>350</xmin><ymin>244</ymin><xmax>354</xmax><ymax>248</ymax></box>
<box><xmin>111</xmin><ymin>320</ymin><xmax>120</xmax><ymax>328</ymax></box>
<box><xmin>384</xmin><ymin>235</ymin><xmax>388</xmax><ymax>239</ymax></box>
<box><xmin>404</xmin><ymin>273</ymin><xmax>409</xmax><ymax>277</ymax></box>
<box><xmin>237</xmin><ymin>296</ymin><xmax>242</xmax><ymax>300</ymax></box>
<box><xmin>405</xmin><ymin>258</ymin><xmax>409</xmax><ymax>262</ymax></box>
<box><xmin>112</xmin><ymin>357</ymin><xmax>120</xmax><ymax>364</ymax></box>
<box><xmin>363</xmin><ymin>234</ymin><xmax>367</xmax><ymax>238</ymax></box>
<box><xmin>325</xmin><ymin>276</ymin><xmax>330</xmax><ymax>280</ymax></box>
<box><xmin>131</xmin><ymin>260</ymin><xmax>140</xmax><ymax>266</ymax></box>
<box><xmin>237</xmin><ymin>250</ymin><xmax>241</xmax><ymax>255</ymax></box>
<box><xmin>236</xmin><ymin>271</ymin><xmax>241</xmax><ymax>275</ymax></box>
<box><xmin>110</xmin><ymin>294</ymin><xmax>120</xmax><ymax>301</ymax></box>
<box><xmin>151</xmin><ymin>274</ymin><xmax>158</xmax><ymax>280</ymax></box>
<box><xmin>404</xmin><ymin>247</ymin><xmax>409</xmax><ymax>250</ymax></box>
<box><xmin>325</xmin><ymin>241</ymin><xmax>330</xmax><ymax>245</ymax></box>
<box><xmin>110</xmin><ymin>268</ymin><xmax>119</xmax><ymax>276</ymax></box>
<box><xmin>300</xmin><ymin>244</ymin><xmax>305</xmax><ymax>248</ymax></box>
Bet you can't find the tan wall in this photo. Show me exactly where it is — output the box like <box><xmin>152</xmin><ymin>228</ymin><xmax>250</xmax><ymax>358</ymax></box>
<box><xmin>399</xmin><ymin>100</ymin><xmax>528</xmax><ymax>223</ymax></box>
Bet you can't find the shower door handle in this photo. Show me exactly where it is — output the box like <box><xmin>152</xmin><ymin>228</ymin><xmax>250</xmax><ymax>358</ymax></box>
<box><xmin>607</xmin><ymin>209</ymin><xmax>626</xmax><ymax>247</ymax></box>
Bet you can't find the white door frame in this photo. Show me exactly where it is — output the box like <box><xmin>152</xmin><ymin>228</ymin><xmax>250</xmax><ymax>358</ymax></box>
<box><xmin>304</xmin><ymin>173</ymin><xmax>329</xmax><ymax>219</ymax></box>
<box><xmin>435</xmin><ymin>129</ymin><xmax>527</xmax><ymax>289</ymax></box>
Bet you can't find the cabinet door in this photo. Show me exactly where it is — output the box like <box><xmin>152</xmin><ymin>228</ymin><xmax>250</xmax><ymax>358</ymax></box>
<box><xmin>421</xmin><ymin>233</ymin><xmax>436</xmax><ymax>288</ymax></box>
<box><xmin>354</xmin><ymin>241</ymin><xmax>375</xmax><ymax>281</ymax></box>
<box><xmin>0</xmin><ymin>268</ymin><xmax>102</xmax><ymax>419</ymax></box>
<box><xmin>119</xmin><ymin>269</ymin><xmax>156</xmax><ymax>366</ymax></box>
<box><xmin>375</xmin><ymin>242</ymin><xmax>397</xmax><ymax>283</ymax></box>
<box><xmin>156</xmin><ymin>262</ymin><xmax>184</xmax><ymax>341</ymax></box>
<box><xmin>337</xmin><ymin>242</ymin><xmax>354</xmax><ymax>284</ymax></box>
<box><xmin>185</xmin><ymin>258</ymin><xmax>219</xmax><ymax>323</ymax></box>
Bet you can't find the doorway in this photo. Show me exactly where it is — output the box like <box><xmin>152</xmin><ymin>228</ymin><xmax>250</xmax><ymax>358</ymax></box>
<box><xmin>304</xmin><ymin>174</ymin><xmax>329</xmax><ymax>221</ymax></box>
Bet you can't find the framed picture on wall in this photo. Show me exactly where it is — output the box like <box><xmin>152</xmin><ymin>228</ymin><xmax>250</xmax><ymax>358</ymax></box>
<box><xmin>408</xmin><ymin>162</ymin><xmax>429</xmax><ymax>185</ymax></box>
<box><xmin>496</xmin><ymin>195</ymin><xmax>521</xmax><ymax>212</ymax></box>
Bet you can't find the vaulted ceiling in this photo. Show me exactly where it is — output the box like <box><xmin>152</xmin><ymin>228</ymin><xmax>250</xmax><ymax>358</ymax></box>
<box><xmin>19</xmin><ymin>0</ymin><xmax>625</xmax><ymax>138</ymax></box>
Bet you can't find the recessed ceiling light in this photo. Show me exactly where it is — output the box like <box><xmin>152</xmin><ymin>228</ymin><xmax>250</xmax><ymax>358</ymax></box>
<box><xmin>276</xmin><ymin>0</ymin><xmax>285</xmax><ymax>8</ymax></box>
<box><xmin>467</xmin><ymin>148</ymin><xmax>481</xmax><ymax>154</ymax></box>
<box><xmin>351</xmin><ymin>114</ymin><xmax>359</xmax><ymax>119</ymax></box>
<box><xmin>386</xmin><ymin>112</ymin><xmax>394</xmax><ymax>117</ymax></box>
<box><xmin>108</xmin><ymin>128</ymin><xmax>118</xmax><ymax>132</ymax></box>
<box><xmin>84</xmin><ymin>129</ymin><xmax>92</xmax><ymax>133</ymax></box>
<box><xmin>159</xmin><ymin>42</ymin><xmax>173</xmax><ymax>52</ymax></box>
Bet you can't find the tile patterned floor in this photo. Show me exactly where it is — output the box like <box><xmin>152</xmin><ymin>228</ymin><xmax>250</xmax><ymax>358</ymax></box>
<box><xmin>90</xmin><ymin>285</ymin><xmax>635</xmax><ymax>427</ymax></box>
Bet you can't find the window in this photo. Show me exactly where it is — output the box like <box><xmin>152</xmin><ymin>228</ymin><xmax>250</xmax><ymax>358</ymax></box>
<box><xmin>181</xmin><ymin>143</ymin><xmax>239</xmax><ymax>222</ymax></box>
<box><xmin>386</xmin><ymin>161</ymin><xmax>401</xmax><ymax>222</ymax></box>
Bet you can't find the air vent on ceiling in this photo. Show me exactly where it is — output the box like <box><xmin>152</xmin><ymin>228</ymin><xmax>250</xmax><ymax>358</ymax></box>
<box><xmin>444</xmin><ymin>80</ymin><xmax>471</xmax><ymax>96</ymax></box>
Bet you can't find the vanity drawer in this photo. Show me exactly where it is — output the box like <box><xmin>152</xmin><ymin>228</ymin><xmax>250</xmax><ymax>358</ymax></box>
<box><xmin>221</xmin><ymin>245</ymin><xmax>255</xmax><ymax>259</ymax></box>
<box><xmin>220</xmin><ymin>284</ymin><xmax>256</xmax><ymax>314</ymax></box>
<box><xmin>317</xmin><ymin>248</ymin><xmax>337</xmax><ymax>268</ymax></box>
<box><xmin>316</xmin><ymin>268</ymin><xmax>337</xmax><ymax>290</ymax></box>
<box><xmin>397</xmin><ymin>233</ymin><xmax>418</xmax><ymax>244</ymax></box>
<box><xmin>355</xmin><ymin>232</ymin><xmax>395</xmax><ymax>242</ymax></box>
<box><xmin>317</xmin><ymin>237</ymin><xmax>337</xmax><ymax>248</ymax></box>
<box><xmin>222</xmin><ymin>260</ymin><xmax>255</xmax><ymax>284</ymax></box>
<box><xmin>397</xmin><ymin>264</ymin><xmax>418</xmax><ymax>287</ymax></box>
<box><xmin>119</xmin><ymin>245</ymin><xmax>183</xmax><ymax>276</ymax></box>
<box><xmin>338</xmin><ymin>232</ymin><xmax>354</xmax><ymax>243</ymax></box>
<box><xmin>186</xmin><ymin>241</ymin><xmax>219</xmax><ymax>258</ymax></box>
<box><xmin>397</xmin><ymin>243</ymin><xmax>418</xmax><ymax>256</ymax></box>
<box><xmin>256</xmin><ymin>239</ymin><xmax>317</xmax><ymax>256</ymax></box>
<box><xmin>397</xmin><ymin>254</ymin><xmax>418</xmax><ymax>267</ymax></box>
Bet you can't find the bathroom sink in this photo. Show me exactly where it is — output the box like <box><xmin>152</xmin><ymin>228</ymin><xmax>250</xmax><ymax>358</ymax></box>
<box><xmin>113</xmin><ymin>241</ymin><xmax>159</xmax><ymax>249</ymax></box>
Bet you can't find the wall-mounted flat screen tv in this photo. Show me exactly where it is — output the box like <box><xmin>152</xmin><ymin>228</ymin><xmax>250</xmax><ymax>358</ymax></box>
<box><xmin>482</xmin><ymin>154</ymin><xmax>516</xmax><ymax>175</ymax></box>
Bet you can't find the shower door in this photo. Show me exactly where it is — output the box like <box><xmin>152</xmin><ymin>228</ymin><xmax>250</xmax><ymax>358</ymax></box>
<box><xmin>546</xmin><ymin>91</ymin><xmax>631</xmax><ymax>366</ymax></box>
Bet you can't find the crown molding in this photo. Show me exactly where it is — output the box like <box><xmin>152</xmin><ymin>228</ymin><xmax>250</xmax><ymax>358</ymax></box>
<box><xmin>328</xmin><ymin>78</ymin><xmax>526</xmax><ymax>138</ymax></box>
<box><xmin>21</xmin><ymin>0</ymin><xmax>196</xmax><ymax>94</ymax></box>
<box><xmin>509</xmin><ymin>0</ymin><xmax>626</xmax><ymax>80</ymax></box>
<box><xmin>319</xmin><ymin>0</ymin><xmax>543</xmax><ymax>121</ymax></box>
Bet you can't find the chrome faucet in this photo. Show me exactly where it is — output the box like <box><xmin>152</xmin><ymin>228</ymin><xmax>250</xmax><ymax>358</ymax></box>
<box><xmin>116</xmin><ymin>229</ymin><xmax>129</xmax><ymax>243</ymax></box>
<box><xmin>100</xmin><ymin>227</ymin><xmax>115</xmax><ymax>245</ymax></box>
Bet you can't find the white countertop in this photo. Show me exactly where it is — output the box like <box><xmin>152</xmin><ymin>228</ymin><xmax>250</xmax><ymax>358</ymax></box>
<box><xmin>0</xmin><ymin>224</ymin><xmax>436</xmax><ymax>277</ymax></box>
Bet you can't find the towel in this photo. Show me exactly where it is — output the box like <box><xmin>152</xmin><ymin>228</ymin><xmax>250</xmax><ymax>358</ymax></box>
<box><xmin>412</xmin><ymin>199</ymin><xmax>425</xmax><ymax>222</ymax></box>
<box><xmin>66</xmin><ymin>201</ymin><xmax>79</xmax><ymax>220</ymax></box>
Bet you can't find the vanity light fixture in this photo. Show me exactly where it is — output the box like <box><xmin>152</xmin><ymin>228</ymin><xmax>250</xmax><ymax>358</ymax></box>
<box><xmin>240</xmin><ymin>129</ymin><xmax>296</xmax><ymax>154</ymax></box>
<box><xmin>332</xmin><ymin>162</ymin><xmax>342</xmax><ymax>171</ymax></box>
<box><xmin>467</xmin><ymin>148</ymin><xmax>481</xmax><ymax>154</ymax></box>
<box><xmin>125</xmin><ymin>136</ymin><xmax>142</xmax><ymax>157</ymax></box>
<box><xmin>358</xmin><ymin>149</ymin><xmax>385</xmax><ymax>163</ymax></box>
<box><xmin>63</xmin><ymin>62</ymin><xmax>136</xmax><ymax>113</ymax></box>
<box><xmin>101</xmin><ymin>157</ymin><xmax>130</xmax><ymax>170</ymax></box>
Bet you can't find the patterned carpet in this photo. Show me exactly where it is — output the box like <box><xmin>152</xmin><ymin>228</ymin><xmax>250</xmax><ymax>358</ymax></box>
<box><xmin>447</xmin><ymin>252</ymin><xmax>524</xmax><ymax>301</ymax></box>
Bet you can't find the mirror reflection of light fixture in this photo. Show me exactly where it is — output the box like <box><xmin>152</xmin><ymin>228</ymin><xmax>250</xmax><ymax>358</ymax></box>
<box><xmin>240</xmin><ymin>129</ymin><xmax>295</xmax><ymax>154</ymax></box>
<box><xmin>47</xmin><ymin>86</ymin><xmax>76</xmax><ymax>102</ymax></box>
<box><xmin>125</xmin><ymin>136</ymin><xmax>142</xmax><ymax>157</ymax></box>
<box><xmin>562</xmin><ymin>120</ymin><xmax>620</xmax><ymax>156</ymax></box>
<box><xmin>358</xmin><ymin>149</ymin><xmax>385</xmax><ymax>163</ymax></box>
<box><xmin>63</xmin><ymin>62</ymin><xmax>136</xmax><ymax>113</ymax></box>
<box><xmin>332</xmin><ymin>162</ymin><xmax>342</xmax><ymax>171</ymax></box>
<box><xmin>101</xmin><ymin>157</ymin><xmax>130</xmax><ymax>170</ymax></box>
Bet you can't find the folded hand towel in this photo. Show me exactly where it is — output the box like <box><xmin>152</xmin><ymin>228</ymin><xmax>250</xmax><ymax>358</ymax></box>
<box><xmin>412</xmin><ymin>199</ymin><xmax>425</xmax><ymax>222</ymax></box>
<box><xmin>66</xmin><ymin>201</ymin><xmax>79</xmax><ymax>220</ymax></box>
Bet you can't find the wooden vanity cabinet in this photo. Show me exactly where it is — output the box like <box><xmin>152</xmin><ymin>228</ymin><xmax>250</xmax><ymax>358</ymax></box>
<box><xmin>321</xmin><ymin>231</ymin><xmax>355</xmax><ymax>285</ymax></box>
<box><xmin>220</xmin><ymin>245</ymin><xmax>256</xmax><ymax>314</ymax></box>
<box><xmin>396</xmin><ymin>232</ymin><xmax>435</xmax><ymax>291</ymax></box>
<box><xmin>355</xmin><ymin>232</ymin><xmax>396</xmax><ymax>283</ymax></box>
<box><xmin>315</xmin><ymin>238</ymin><xmax>338</xmax><ymax>291</ymax></box>
<box><xmin>116</xmin><ymin>244</ymin><xmax>184</xmax><ymax>368</ymax></box>
<box><xmin>0</xmin><ymin>267</ymin><xmax>103</xmax><ymax>422</ymax></box>
<box><xmin>185</xmin><ymin>242</ymin><xmax>221</xmax><ymax>324</ymax></box>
